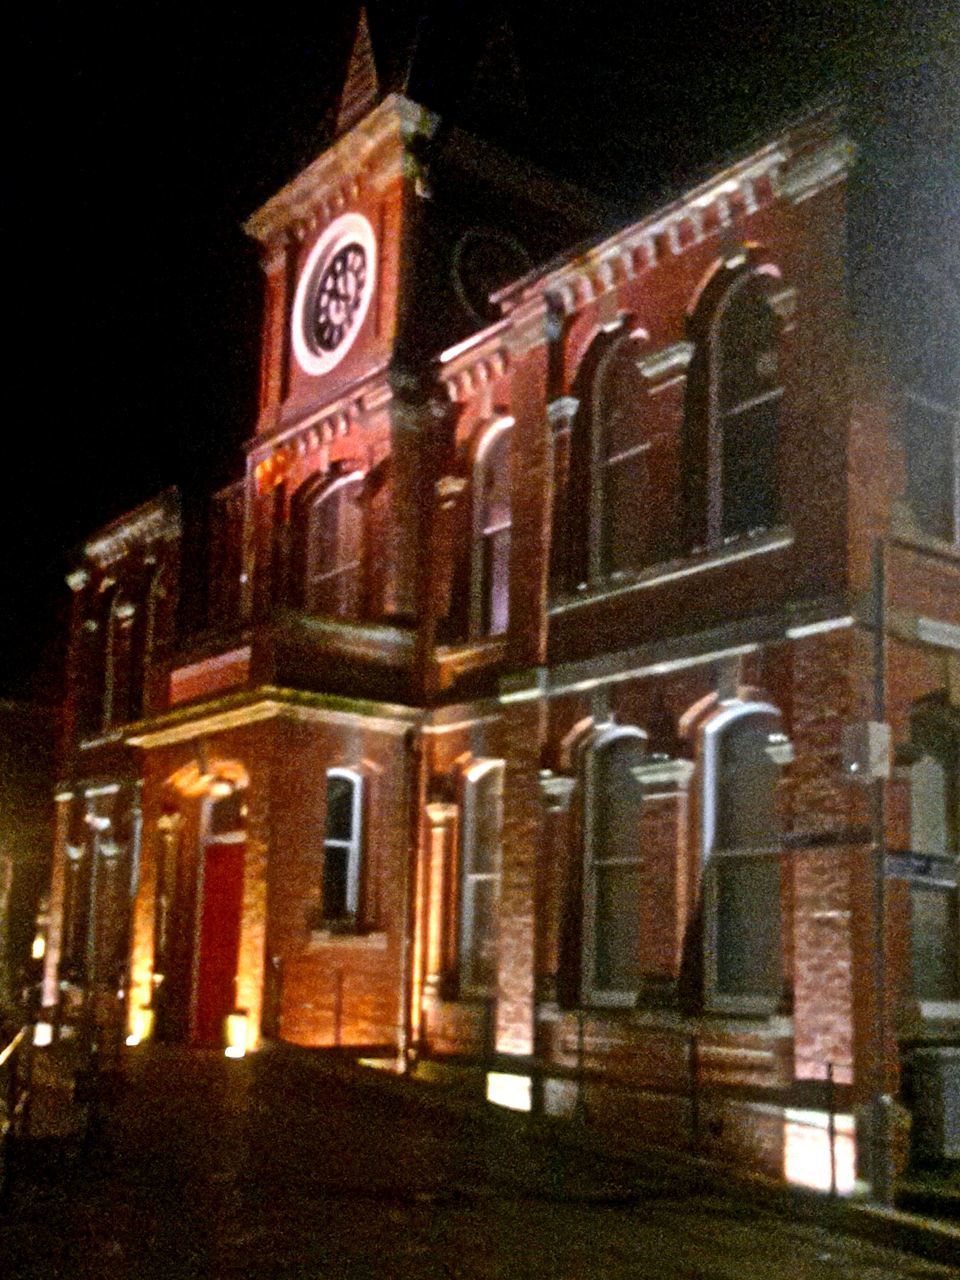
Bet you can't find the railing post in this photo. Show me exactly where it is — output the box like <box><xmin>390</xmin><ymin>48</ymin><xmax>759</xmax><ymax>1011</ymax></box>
<box><xmin>827</xmin><ymin>1061</ymin><xmax>837</xmax><ymax>1197</ymax></box>
<box><xmin>689</xmin><ymin>1034</ymin><xmax>701</xmax><ymax>1152</ymax></box>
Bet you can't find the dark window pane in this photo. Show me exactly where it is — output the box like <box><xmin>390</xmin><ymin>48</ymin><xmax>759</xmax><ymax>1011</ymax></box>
<box><xmin>594</xmin><ymin>737</ymin><xmax>645</xmax><ymax>862</ymax></box>
<box><xmin>326</xmin><ymin>776</ymin><xmax>355</xmax><ymax>843</ymax></box>
<box><xmin>716</xmin><ymin>713</ymin><xmax>779</xmax><ymax>850</ymax></box>
<box><xmin>464</xmin><ymin>877</ymin><xmax>497</xmax><ymax>990</ymax></box>
<box><xmin>717</xmin><ymin>289</ymin><xmax>780</xmax><ymax>413</ymax></box>
<box><xmin>597</xmin><ymin>341</ymin><xmax>649</xmax><ymax>460</ymax></box>
<box><xmin>721</xmin><ymin>395</ymin><xmax>781</xmax><ymax>538</ymax></box>
<box><xmin>468</xmin><ymin>770</ymin><xmax>501</xmax><ymax>874</ymax></box>
<box><xmin>715</xmin><ymin>856</ymin><xmax>781</xmax><ymax>998</ymax></box>
<box><xmin>912</xmin><ymin>886</ymin><xmax>960</xmax><ymax>1001</ymax></box>
<box><xmin>595</xmin><ymin>862</ymin><xmax>642</xmax><ymax>991</ymax></box>
<box><xmin>905</xmin><ymin>396</ymin><xmax>957</xmax><ymax>543</ymax></box>
<box><xmin>323</xmin><ymin>845</ymin><xmax>348</xmax><ymax>919</ymax></box>
<box><xmin>307</xmin><ymin>476</ymin><xmax>363</xmax><ymax>615</ymax></box>
<box><xmin>209</xmin><ymin>790</ymin><xmax>244</xmax><ymax>835</ymax></box>
<box><xmin>602</xmin><ymin>452</ymin><xmax>649</xmax><ymax>573</ymax></box>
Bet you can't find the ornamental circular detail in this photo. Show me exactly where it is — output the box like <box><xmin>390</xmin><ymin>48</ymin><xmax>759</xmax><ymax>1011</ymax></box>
<box><xmin>291</xmin><ymin>213</ymin><xmax>377</xmax><ymax>376</ymax></box>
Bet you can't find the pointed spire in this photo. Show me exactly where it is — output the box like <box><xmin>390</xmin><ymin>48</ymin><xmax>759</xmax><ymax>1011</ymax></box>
<box><xmin>335</xmin><ymin>7</ymin><xmax>380</xmax><ymax>136</ymax></box>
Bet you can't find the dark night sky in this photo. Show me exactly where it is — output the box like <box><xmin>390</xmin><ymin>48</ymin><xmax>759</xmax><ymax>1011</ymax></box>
<box><xmin>4</xmin><ymin>2</ymin><xmax>954</xmax><ymax>702</ymax></box>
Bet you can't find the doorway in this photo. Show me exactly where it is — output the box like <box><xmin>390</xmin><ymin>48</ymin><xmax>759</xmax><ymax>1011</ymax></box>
<box><xmin>193</xmin><ymin>788</ymin><xmax>246</xmax><ymax>1046</ymax></box>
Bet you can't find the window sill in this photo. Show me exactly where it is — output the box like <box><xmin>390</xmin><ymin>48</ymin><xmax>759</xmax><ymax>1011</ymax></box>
<box><xmin>308</xmin><ymin>929</ymin><xmax>388</xmax><ymax>950</ymax></box>
<box><xmin>537</xmin><ymin>1002</ymin><xmax>793</xmax><ymax>1040</ymax></box>
<box><xmin>917</xmin><ymin>1000</ymin><xmax>960</xmax><ymax>1023</ymax></box>
<box><xmin>549</xmin><ymin>526</ymin><xmax>794</xmax><ymax>617</ymax></box>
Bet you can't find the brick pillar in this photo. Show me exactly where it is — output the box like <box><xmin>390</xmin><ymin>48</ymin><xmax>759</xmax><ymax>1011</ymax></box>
<box><xmin>495</xmin><ymin>701</ymin><xmax>543</xmax><ymax>1057</ymax></box>
<box><xmin>41</xmin><ymin>791</ymin><xmax>74</xmax><ymax>1013</ymax></box>
<box><xmin>793</xmin><ymin>847</ymin><xmax>856</xmax><ymax>1084</ymax></box>
<box><xmin>236</xmin><ymin>753</ymin><xmax>271</xmax><ymax>1051</ymax></box>
<box><xmin>535</xmin><ymin>771</ymin><xmax>576</xmax><ymax>1005</ymax></box>
<box><xmin>423</xmin><ymin>802</ymin><xmax>459</xmax><ymax>999</ymax></box>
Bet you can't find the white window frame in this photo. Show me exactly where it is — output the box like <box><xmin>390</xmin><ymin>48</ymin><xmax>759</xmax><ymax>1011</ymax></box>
<box><xmin>469</xmin><ymin>418</ymin><xmax>514</xmax><ymax>639</ymax></box>
<box><xmin>305</xmin><ymin>470</ymin><xmax>365</xmax><ymax>614</ymax></box>
<box><xmin>323</xmin><ymin>767</ymin><xmax>364</xmax><ymax>921</ymax></box>
<box><xmin>704</xmin><ymin>267</ymin><xmax>784</xmax><ymax>549</ymax></box>
<box><xmin>908</xmin><ymin>751</ymin><xmax>960</xmax><ymax>1018</ymax></box>
<box><xmin>581</xmin><ymin>724</ymin><xmax>648</xmax><ymax>1008</ymax></box>
<box><xmin>459</xmin><ymin>758</ymin><xmax>504</xmax><ymax>997</ymax></box>
<box><xmin>701</xmin><ymin>699</ymin><xmax>785</xmax><ymax>1016</ymax></box>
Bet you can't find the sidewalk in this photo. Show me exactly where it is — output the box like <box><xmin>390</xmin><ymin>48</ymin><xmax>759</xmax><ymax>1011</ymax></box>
<box><xmin>3</xmin><ymin>1040</ymin><xmax>958</xmax><ymax>1278</ymax></box>
<box><xmin>315</xmin><ymin>1046</ymin><xmax>960</xmax><ymax>1269</ymax></box>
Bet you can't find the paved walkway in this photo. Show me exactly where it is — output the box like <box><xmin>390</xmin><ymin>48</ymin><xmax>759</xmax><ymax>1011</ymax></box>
<box><xmin>1</xmin><ymin>1045</ymin><xmax>958</xmax><ymax>1278</ymax></box>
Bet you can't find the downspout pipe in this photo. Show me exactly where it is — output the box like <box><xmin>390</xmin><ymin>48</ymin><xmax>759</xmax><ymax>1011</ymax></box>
<box><xmin>870</xmin><ymin>536</ymin><xmax>895</xmax><ymax>1206</ymax></box>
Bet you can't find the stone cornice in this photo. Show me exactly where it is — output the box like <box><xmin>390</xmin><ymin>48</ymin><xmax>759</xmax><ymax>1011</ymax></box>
<box><xmin>244</xmin><ymin>94</ymin><xmax>438</xmax><ymax>247</ymax></box>
<box><xmin>84</xmin><ymin>490</ymin><xmax>181</xmax><ymax>569</ymax></box>
<box><xmin>126</xmin><ymin>684</ymin><xmax>420</xmax><ymax>749</ymax></box>
<box><xmin>777</xmin><ymin>135</ymin><xmax>856</xmax><ymax>204</ymax></box>
<box><xmin>249</xmin><ymin>371</ymin><xmax>395</xmax><ymax>483</ymax></box>
<box><xmin>495</xmin><ymin>143</ymin><xmax>787</xmax><ymax>319</ymax></box>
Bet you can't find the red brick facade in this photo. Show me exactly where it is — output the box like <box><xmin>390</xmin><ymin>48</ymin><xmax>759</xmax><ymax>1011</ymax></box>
<box><xmin>43</xmin><ymin>81</ymin><xmax>959</xmax><ymax>1191</ymax></box>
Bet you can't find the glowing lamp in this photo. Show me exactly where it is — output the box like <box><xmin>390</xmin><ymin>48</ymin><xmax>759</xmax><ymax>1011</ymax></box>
<box><xmin>486</xmin><ymin>1071</ymin><xmax>532</xmax><ymax>1112</ymax></box>
<box><xmin>33</xmin><ymin>1021</ymin><xmax>53</xmax><ymax>1047</ymax></box>
<box><xmin>126</xmin><ymin>1005</ymin><xmax>154</xmax><ymax>1047</ymax></box>
<box><xmin>784</xmin><ymin>1109</ymin><xmax>855</xmax><ymax>1195</ymax></box>
<box><xmin>31</xmin><ymin>932</ymin><xmax>46</xmax><ymax>962</ymax></box>
<box><xmin>224</xmin><ymin>1010</ymin><xmax>249</xmax><ymax>1059</ymax></box>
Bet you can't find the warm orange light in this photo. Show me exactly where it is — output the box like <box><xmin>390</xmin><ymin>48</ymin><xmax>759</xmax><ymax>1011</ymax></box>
<box><xmin>126</xmin><ymin>1005</ymin><xmax>155</xmax><ymax>1047</ymax></box>
<box><xmin>224</xmin><ymin>1010</ymin><xmax>249</xmax><ymax>1058</ymax></box>
<box><xmin>31</xmin><ymin>932</ymin><xmax>46</xmax><ymax>962</ymax></box>
<box><xmin>486</xmin><ymin>1071</ymin><xmax>532</xmax><ymax>1112</ymax></box>
<box><xmin>784</xmin><ymin>1109</ymin><xmax>856</xmax><ymax>1195</ymax></box>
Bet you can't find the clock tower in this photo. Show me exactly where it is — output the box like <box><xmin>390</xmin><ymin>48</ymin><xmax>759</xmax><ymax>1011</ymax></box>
<box><xmin>241</xmin><ymin>5</ymin><xmax>603</xmax><ymax>644</ymax></box>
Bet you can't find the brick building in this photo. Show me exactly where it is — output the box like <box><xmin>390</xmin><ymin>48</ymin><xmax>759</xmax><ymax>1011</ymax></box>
<box><xmin>40</xmin><ymin>13</ymin><xmax>958</xmax><ymax>1189</ymax></box>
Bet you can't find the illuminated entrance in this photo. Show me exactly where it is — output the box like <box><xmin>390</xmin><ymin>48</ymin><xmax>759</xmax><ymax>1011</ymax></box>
<box><xmin>193</xmin><ymin>787</ymin><xmax>246</xmax><ymax>1046</ymax></box>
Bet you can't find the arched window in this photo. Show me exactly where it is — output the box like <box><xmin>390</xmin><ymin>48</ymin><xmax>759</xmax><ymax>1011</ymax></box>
<box><xmin>592</xmin><ymin>336</ymin><xmax>661</xmax><ymax>577</ymax></box>
<box><xmin>470</xmin><ymin>421</ymin><xmax>513</xmax><ymax>637</ymax></box>
<box><xmin>459</xmin><ymin>759</ymin><xmax>504</xmax><ymax>995</ymax></box>
<box><xmin>299</xmin><ymin>470</ymin><xmax>365</xmax><ymax>617</ymax></box>
<box><xmin>901</xmin><ymin>258</ymin><xmax>960</xmax><ymax>543</ymax></box>
<box><xmin>702</xmin><ymin>700</ymin><xmax>786</xmax><ymax>1012</ymax></box>
<box><xmin>566</xmin><ymin>329</ymin><xmax>666</xmax><ymax>588</ymax></box>
<box><xmin>906</xmin><ymin>695</ymin><xmax>960</xmax><ymax>1004</ymax></box>
<box><xmin>322</xmin><ymin>768</ymin><xmax>364</xmax><ymax>923</ymax></box>
<box><xmin>686</xmin><ymin>266</ymin><xmax>784</xmax><ymax>549</ymax></box>
<box><xmin>581</xmin><ymin>726</ymin><xmax>648</xmax><ymax>1005</ymax></box>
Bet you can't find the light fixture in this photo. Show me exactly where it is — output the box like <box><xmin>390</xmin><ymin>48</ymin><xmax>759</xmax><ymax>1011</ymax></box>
<box><xmin>224</xmin><ymin>1010</ymin><xmax>249</xmax><ymax>1059</ymax></box>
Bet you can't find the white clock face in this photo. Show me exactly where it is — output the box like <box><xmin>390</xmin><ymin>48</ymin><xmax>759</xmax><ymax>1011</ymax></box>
<box><xmin>291</xmin><ymin>213</ymin><xmax>377</xmax><ymax>376</ymax></box>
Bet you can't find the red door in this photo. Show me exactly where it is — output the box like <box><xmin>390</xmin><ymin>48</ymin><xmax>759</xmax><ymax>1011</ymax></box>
<box><xmin>194</xmin><ymin>842</ymin><xmax>245</xmax><ymax>1046</ymax></box>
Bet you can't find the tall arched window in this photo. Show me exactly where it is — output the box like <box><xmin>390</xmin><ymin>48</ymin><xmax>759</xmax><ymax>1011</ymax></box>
<box><xmin>470</xmin><ymin>421</ymin><xmax>512</xmax><ymax>637</ymax></box>
<box><xmin>300</xmin><ymin>470</ymin><xmax>365</xmax><ymax>617</ymax></box>
<box><xmin>686</xmin><ymin>265</ymin><xmax>784</xmax><ymax>549</ymax></box>
<box><xmin>592</xmin><ymin>336</ymin><xmax>661</xmax><ymax>577</ymax></box>
<box><xmin>322</xmin><ymin>768</ymin><xmax>364</xmax><ymax>924</ymax></box>
<box><xmin>581</xmin><ymin>726</ymin><xmax>648</xmax><ymax>1006</ymax></box>
<box><xmin>902</xmin><ymin>258</ymin><xmax>960</xmax><ymax>544</ymax></box>
<box><xmin>702</xmin><ymin>700</ymin><xmax>786</xmax><ymax>1012</ymax></box>
<box><xmin>906</xmin><ymin>694</ymin><xmax>960</xmax><ymax>1004</ymax></box>
<box><xmin>566</xmin><ymin>329</ymin><xmax>666</xmax><ymax>589</ymax></box>
<box><xmin>459</xmin><ymin>759</ymin><xmax>504</xmax><ymax>995</ymax></box>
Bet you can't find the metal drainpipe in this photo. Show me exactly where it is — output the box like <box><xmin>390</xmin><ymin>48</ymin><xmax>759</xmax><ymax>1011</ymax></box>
<box><xmin>870</xmin><ymin>536</ymin><xmax>895</xmax><ymax>1205</ymax></box>
<box><xmin>397</xmin><ymin>725</ymin><xmax>423</xmax><ymax>1074</ymax></box>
